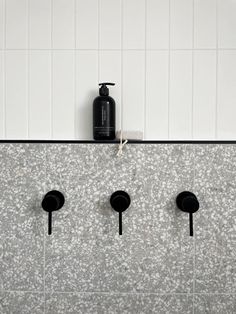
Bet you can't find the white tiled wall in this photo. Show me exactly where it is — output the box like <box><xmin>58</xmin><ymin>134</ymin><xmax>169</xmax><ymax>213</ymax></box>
<box><xmin>0</xmin><ymin>0</ymin><xmax>236</xmax><ymax>140</ymax></box>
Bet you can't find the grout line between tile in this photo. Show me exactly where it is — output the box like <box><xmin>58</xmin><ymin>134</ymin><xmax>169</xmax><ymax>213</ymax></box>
<box><xmin>143</xmin><ymin>0</ymin><xmax>147</xmax><ymax>139</ymax></box>
<box><xmin>50</xmin><ymin>0</ymin><xmax>53</xmax><ymax>139</ymax></box>
<box><xmin>27</xmin><ymin>0</ymin><xmax>29</xmax><ymax>138</ymax></box>
<box><xmin>215</xmin><ymin>0</ymin><xmax>219</xmax><ymax>139</ymax></box>
<box><xmin>44</xmin><ymin>292</ymin><xmax>194</xmax><ymax>295</ymax></box>
<box><xmin>193</xmin><ymin>145</ymin><xmax>196</xmax><ymax>314</ymax></box>
<box><xmin>3</xmin><ymin>290</ymin><xmax>45</xmax><ymax>294</ymax></box>
<box><xmin>1</xmin><ymin>48</ymin><xmax>236</xmax><ymax>51</ymax></box>
<box><xmin>120</xmin><ymin>0</ymin><xmax>123</xmax><ymax>132</ymax></box>
<box><xmin>191</xmin><ymin>0</ymin><xmax>195</xmax><ymax>141</ymax></box>
<box><xmin>167</xmin><ymin>0</ymin><xmax>171</xmax><ymax>139</ymax></box>
<box><xmin>74</xmin><ymin>0</ymin><xmax>77</xmax><ymax>139</ymax></box>
<box><xmin>43</xmin><ymin>145</ymin><xmax>47</xmax><ymax>314</ymax></box>
<box><xmin>42</xmin><ymin>292</ymin><xmax>214</xmax><ymax>296</ymax></box>
<box><xmin>118</xmin><ymin>0</ymin><xmax>122</xmax><ymax>133</ymax></box>
<box><xmin>97</xmin><ymin>0</ymin><xmax>100</xmax><ymax>85</ymax></box>
<box><xmin>27</xmin><ymin>51</ymin><xmax>30</xmax><ymax>138</ymax></box>
<box><xmin>2</xmin><ymin>290</ymin><xmax>236</xmax><ymax>296</ymax></box>
<box><xmin>3</xmin><ymin>0</ymin><xmax>6</xmax><ymax>138</ymax></box>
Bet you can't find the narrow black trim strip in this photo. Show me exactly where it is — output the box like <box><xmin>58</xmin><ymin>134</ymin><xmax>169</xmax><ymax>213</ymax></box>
<box><xmin>0</xmin><ymin>139</ymin><xmax>235</xmax><ymax>144</ymax></box>
<box><xmin>0</xmin><ymin>140</ymin><xmax>235</xmax><ymax>144</ymax></box>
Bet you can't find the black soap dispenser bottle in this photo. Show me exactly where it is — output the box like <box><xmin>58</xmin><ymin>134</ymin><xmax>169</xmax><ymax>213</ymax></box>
<box><xmin>93</xmin><ymin>82</ymin><xmax>116</xmax><ymax>140</ymax></box>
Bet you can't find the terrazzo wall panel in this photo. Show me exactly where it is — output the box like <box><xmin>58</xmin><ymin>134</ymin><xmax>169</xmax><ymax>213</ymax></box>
<box><xmin>0</xmin><ymin>143</ymin><xmax>236</xmax><ymax>314</ymax></box>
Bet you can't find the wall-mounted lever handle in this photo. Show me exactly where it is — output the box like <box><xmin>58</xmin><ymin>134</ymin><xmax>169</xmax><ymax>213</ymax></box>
<box><xmin>176</xmin><ymin>191</ymin><xmax>199</xmax><ymax>236</ymax></box>
<box><xmin>42</xmin><ymin>190</ymin><xmax>65</xmax><ymax>235</ymax></box>
<box><xmin>110</xmin><ymin>191</ymin><xmax>131</xmax><ymax>235</ymax></box>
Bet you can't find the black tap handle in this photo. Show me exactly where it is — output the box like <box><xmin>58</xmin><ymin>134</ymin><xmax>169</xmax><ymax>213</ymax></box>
<box><xmin>119</xmin><ymin>212</ymin><xmax>122</xmax><ymax>235</ymax></box>
<box><xmin>189</xmin><ymin>213</ymin><xmax>193</xmax><ymax>236</ymax></box>
<box><xmin>176</xmin><ymin>191</ymin><xmax>199</xmax><ymax>236</ymax></box>
<box><xmin>48</xmin><ymin>211</ymin><xmax>52</xmax><ymax>235</ymax></box>
<box><xmin>42</xmin><ymin>190</ymin><xmax>65</xmax><ymax>235</ymax></box>
<box><xmin>110</xmin><ymin>191</ymin><xmax>131</xmax><ymax>235</ymax></box>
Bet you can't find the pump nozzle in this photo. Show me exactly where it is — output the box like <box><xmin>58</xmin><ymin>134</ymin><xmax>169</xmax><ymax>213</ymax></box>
<box><xmin>99</xmin><ymin>82</ymin><xmax>115</xmax><ymax>96</ymax></box>
<box><xmin>99</xmin><ymin>82</ymin><xmax>115</xmax><ymax>86</ymax></box>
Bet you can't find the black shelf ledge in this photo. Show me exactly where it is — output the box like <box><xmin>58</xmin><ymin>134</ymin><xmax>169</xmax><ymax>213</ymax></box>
<box><xmin>0</xmin><ymin>140</ymin><xmax>236</xmax><ymax>144</ymax></box>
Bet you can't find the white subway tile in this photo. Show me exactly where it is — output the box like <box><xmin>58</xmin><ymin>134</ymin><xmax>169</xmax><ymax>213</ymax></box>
<box><xmin>52</xmin><ymin>51</ymin><xmax>75</xmax><ymax>139</ymax></box>
<box><xmin>29</xmin><ymin>51</ymin><xmax>51</xmax><ymax>139</ymax></box>
<box><xmin>146</xmin><ymin>0</ymin><xmax>169</xmax><ymax>49</ymax></box>
<box><xmin>218</xmin><ymin>51</ymin><xmax>236</xmax><ymax>139</ymax></box>
<box><xmin>52</xmin><ymin>0</ymin><xmax>75</xmax><ymax>49</ymax></box>
<box><xmin>100</xmin><ymin>0</ymin><xmax>121</xmax><ymax>49</ymax></box>
<box><xmin>123</xmin><ymin>0</ymin><xmax>145</xmax><ymax>49</ymax></box>
<box><xmin>1</xmin><ymin>0</ymin><xmax>236</xmax><ymax>140</ymax></box>
<box><xmin>5</xmin><ymin>51</ymin><xmax>28</xmax><ymax>138</ymax></box>
<box><xmin>146</xmin><ymin>51</ymin><xmax>169</xmax><ymax>139</ymax></box>
<box><xmin>193</xmin><ymin>51</ymin><xmax>216</xmax><ymax>139</ymax></box>
<box><xmin>0</xmin><ymin>51</ymin><xmax>4</xmax><ymax>138</ymax></box>
<box><xmin>99</xmin><ymin>51</ymin><xmax>121</xmax><ymax>132</ymax></box>
<box><xmin>0</xmin><ymin>0</ymin><xmax>4</xmax><ymax>49</ymax></box>
<box><xmin>76</xmin><ymin>51</ymin><xmax>98</xmax><ymax>139</ymax></box>
<box><xmin>76</xmin><ymin>0</ymin><xmax>98</xmax><ymax>49</ymax></box>
<box><xmin>6</xmin><ymin>0</ymin><xmax>28</xmax><ymax>49</ymax></box>
<box><xmin>29</xmin><ymin>0</ymin><xmax>51</xmax><ymax>49</ymax></box>
<box><xmin>218</xmin><ymin>0</ymin><xmax>236</xmax><ymax>48</ymax></box>
<box><xmin>170</xmin><ymin>0</ymin><xmax>193</xmax><ymax>49</ymax></box>
<box><xmin>194</xmin><ymin>0</ymin><xmax>216</xmax><ymax>48</ymax></box>
<box><xmin>169</xmin><ymin>51</ymin><xmax>192</xmax><ymax>139</ymax></box>
<box><xmin>122</xmin><ymin>51</ymin><xmax>145</xmax><ymax>133</ymax></box>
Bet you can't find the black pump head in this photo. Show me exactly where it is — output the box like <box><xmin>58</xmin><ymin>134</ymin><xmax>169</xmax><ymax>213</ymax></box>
<box><xmin>99</xmin><ymin>82</ymin><xmax>115</xmax><ymax>96</ymax></box>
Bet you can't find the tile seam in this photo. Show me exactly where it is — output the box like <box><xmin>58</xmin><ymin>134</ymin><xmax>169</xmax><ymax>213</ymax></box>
<box><xmin>167</xmin><ymin>0</ymin><xmax>171</xmax><ymax>139</ymax></box>
<box><xmin>120</xmin><ymin>0</ymin><xmax>124</xmax><ymax>132</ymax></box>
<box><xmin>50</xmin><ymin>0</ymin><xmax>53</xmax><ymax>139</ymax></box>
<box><xmin>97</xmin><ymin>0</ymin><xmax>100</xmax><ymax>85</ymax></box>
<box><xmin>2</xmin><ymin>290</ymin><xmax>236</xmax><ymax>296</ymax></box>
<box><xmin>215</xmin><ymin>0</ymin><xmax>219</xmax><ymax>139</ymax></box>
<box><xmin>3</xmin><ymin>0</ymin><xmax>6</xmax><ymax>137</ymax></box>
<box><xmin>43</xmin><ymin>145</ymin><xmax>47</xmax><ymax>314</ymax></box>
<box><xmin>0</xmin><ymin>48</ymin><xmax>236</xmax><ymax>51</ymax></box>
<box><xmin>74</xmin><ymin>0</ymin><xmax>77</xmax><ymax>139</ymax></box>
<box><xmin>143</xmin><ymin>0</ymin><xmax>147</xmax><ymax>139</ymax></box>
<box><xmin>27</xmin><ymin>0</ymin><xmax>29</xmax><ymax>138</ymax></box>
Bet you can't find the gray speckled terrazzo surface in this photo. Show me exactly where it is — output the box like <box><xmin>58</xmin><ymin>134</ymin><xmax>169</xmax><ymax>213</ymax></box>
<box><xmin>0</xmin><ymin>143</ymin><xmax>235</xmax><ymax>313</ymax></box>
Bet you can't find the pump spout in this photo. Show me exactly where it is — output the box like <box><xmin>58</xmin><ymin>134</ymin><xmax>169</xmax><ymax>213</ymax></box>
<box><xmin>98</xmin><ymin>83</ymin><xmax>115</xmax><ymax>96</ymax></box>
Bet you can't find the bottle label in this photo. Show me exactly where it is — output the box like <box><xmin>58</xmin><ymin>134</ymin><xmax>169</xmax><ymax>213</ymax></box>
<box><xmin>94</xmin><ymin>127</ymin><xmax>114</xmax><ymax>129</ymax></box>
<box><xmin>94</xmin><ymin>126</ymin><xmax>115</xmax><ymax>136</ymax></box>
<box><xmin>101</xmin><ymin>106</ymin><xmax>106</xmax><ymax>126</ymax></box>
<box><xmin>93</xmin><ymin>98</ymin><xmax>115</xmax><ymax>139</ymax></box>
